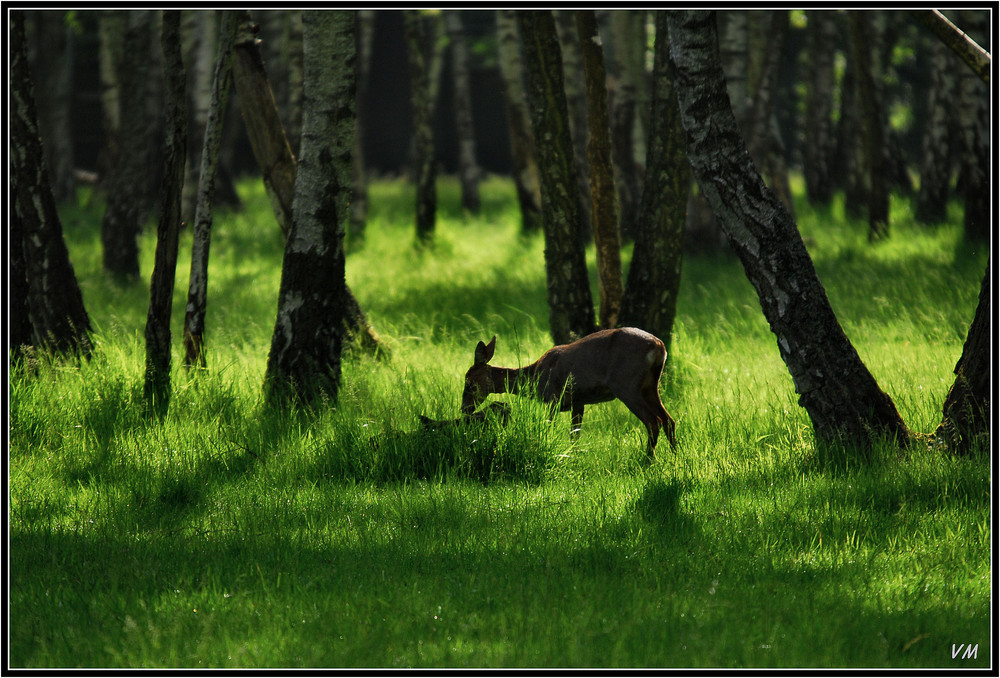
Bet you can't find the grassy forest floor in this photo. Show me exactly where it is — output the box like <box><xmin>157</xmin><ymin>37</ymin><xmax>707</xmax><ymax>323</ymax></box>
<box><xmin>8</xmin><ymin>175</ymin><xmax>991</xmax><ymax>668</ymax></box>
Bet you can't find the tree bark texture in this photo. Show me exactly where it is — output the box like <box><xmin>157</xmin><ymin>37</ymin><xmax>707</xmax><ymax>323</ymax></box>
<box><xmin>915</xmin><ymin>35</ymin><xmax>958</xmax><ymax>224</ymax></box>
<box><xmin>496</xmin><ymin>9</ymin><xmax>542</xmax><ymax>234</ymax></box>
<box><xmin>264</xmin><ymin>10</ymin><xmax>355</xmax><ymax>406</ymax></box>
<box><xmin>803</xmin><ymin>10</ymin><xmax>836</xmax><ymax>205</ymax></box>
<box><xmin>183</xmin><ymin>11</ymin><xmax>238</xmax><ymax>369</ymax></box>
<box><xmin>144</xmin><ymin>10</ymin><xmax>188</xmax><ymax>416</ymax></box>
<box><xmin>620</xmin><ymin>10</ymin><xmax>690</xmax><ymax>356</ymax></box>
<box><xmin>232</xmin><ymin>14</ymin><xmax>297</xmax><ymax>239</ymax></box>
<box><xmin>667</xmin><ymin>10</ymin><xmax>910</xmax><ymax>451</ymax></box>
<box><xmin>576</xmin><ymin>10</ymin><xmax>623</xmax><ymax>330</ymax></box>
<box><xmin>404</xmin><ymin>10</ymin><xmax>438</xmax><ymax>244</ymax></box>
<box><xmin>231</xmin><ymin>12</ymin><xmax>384</xmax><ymax>357</ymax></box>
<box><xmin>11</xmin><ymin>11</ymin><xmax>93</xmax><ymax>358</ymax></box>
<box><xmin>848</xmin><ymin>11</ymin><xmax>890</xmax><ymax>241</ymax></box>
<box><xmin>518</xmin><ymin>10</ymin><xmax>597</xmax><ymax>345</ymax></box>
<box><xmin>446</xmin><ymin>11</ymin><xmax>481</xmax><ymax>213</ymax></box>
<box><xmin>101</xmin><ymin>10</ymin><xmax>156</xmax><ymax>281</ymax></box>
<box><xmin>553</xmin><ymin>10</ymin><xmax>593</xmax><ymax>241</ymax></box>
<box><xmin>934</xmin><ymin>260</ymin><xmax>990</xmax><ymax>455</ymax></box>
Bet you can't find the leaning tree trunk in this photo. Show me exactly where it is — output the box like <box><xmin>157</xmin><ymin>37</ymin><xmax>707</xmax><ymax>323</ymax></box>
<box><xmin>101</xmin><ymin>10</ymin><xmax>156</xmax><ymax>281</ymax></box>
<box><xmin>496</xmin><ymin>9</ymin><xmax>542</xmax><ymax>234</ymax></box>
<box><xmin>405</xmin><ymin>10</ymin><xmax>438</xmax><ymax>244</ymax></box>
<box><xmin>143</xmin><ymin>10</ymin><xmax>187</xmax><ymax>417</ymax></box>
<box><xmin>446</xmin><ymin>11</ymin><xmax>481</xmax><ymax>213</ymax></box>
<box><xmin>264</xmin><ymin>10</ymin><xmax>355</xmax><ymax>406</ymax></box>
<box><xmin>934</xmin><ymin>260</ymin><xmax>990</xmax><ymax>455</ymax></box>
<box><xmin>667</xmin><ymin>10</ymin><xmax>910</xmax><ymax>452</ymax></box>
<box><xmin>231</xmin><ymin>12</ymin><xmax>385</xmax><ymax>357</ymax></box>
<box><xmin>848</xmin><ymin>11</ymin><xmax>889</xmax><ymax>241</ymax></box>
<box><xmin>518</xmin><ymin>10</ymin><xmax>597</xmax><ymax>345</ymax></box>
<box><xmin>183</xmin><ymin>11</ymin><xmax>238</xmax><ymax>369</ymax></box>
<box><xmin>576</xmin><ymin>10</ymin><xmax>623</xmax><ymax>330</ymax></box>
<box><xmin>620</xmin><ymin>10</ymin><xmax>690</xmax><ymax>357</ymax></box>
<box><xmin>11</xmin><ymin>11</ymin><xmax>92</xmax><ymax>359</ymax></box>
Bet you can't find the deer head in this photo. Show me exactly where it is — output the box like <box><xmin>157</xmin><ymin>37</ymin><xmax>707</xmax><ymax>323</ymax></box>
<box><xmin>461</xmin><ymin>335</ymin><xmax>496</xmax><ymax>414</ymax></box>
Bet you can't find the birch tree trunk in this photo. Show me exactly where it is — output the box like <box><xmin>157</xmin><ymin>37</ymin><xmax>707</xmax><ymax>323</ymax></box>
<box><xmin>667</xmin><ymin>10</ymin><xmax>910</xmax><ymax>452</ymax></box>
<box><xmin>405</xmin><ymin>10</ymin><xmax>438</xmax><ymax>244</ymax></box>
<box><xmin>231</xmin><ymin>12</ymin><xmax>384</xmax><ymax>357</ymax></box>
<box><xmin>496</xmin><ymin>9</ymin><xmax>542</xmax><ymax>234</ymax></box>
<box><xmin>620</xmin><ymin>10</ymin><xmax>690</xmax><ymax>354</ymax></box>
<box><xmin>803</xmin><ymin>10</ymin><xmax>836</xmax><ymax>206</ymax></box>
<box><xmin>576</xmin><ymin>10</ymin><xmax>622</xmax><ymax>330</ymax></box>
<box><xmin>181</xmin><ymin>9</ymin><xmax>217</xmax><ymax>225</ymax></box>
<box><xmin>101</xmin><ymin>10</ymin><xmax>155</xmax><ymax>281</ymax></box>
<box><xmin>264</xmin><ymin>10</ymin><xmax>355</xmax><ymax>405</ymax></box>
<box><xmin>915</xmin><ymin>35</ymin><xmax>957</xmax><ymax>225</ymax></box>
<box><xmin>143</xmin><ymin>10</ymin><xmax>187</xmax><ymax>417</ymax></box>
<box><xmin>446</xmin><ymin>11</ymin><xmax>481</xmax><ymax>213</ymax></box>
<box><xmin>848</xmin><ymin>11</ymin><xmax>889</xmax><ymax>241</ymax></box>
<box><xmin>183</xmin><ymin>11</ymin><xmax>238</xmax><ymax>369</ymax></box>
<box><xmin>350</xmin><ymin>10</ymin><xmax>375</xmax><ymax>240</ymax></box>
<box><xmin>554</xmin><ymin>10</ymin><xmax>592</xmax><ymax>241</ymax></box>
<box><xmin>11</xmin><ymin>11</ymin><xmax>92</xmax><ymax>358</ymax></box>
<box><xmin>518</xmin><ymin>10</ymin><xmax>596</xmax><ymax>344</ymax></box>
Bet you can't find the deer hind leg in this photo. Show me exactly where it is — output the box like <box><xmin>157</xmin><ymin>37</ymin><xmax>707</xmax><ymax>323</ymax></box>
<box><xmin>615</xmin><ymin>391</ymin><xmax>662</xmax><ymax>458</ymax></box>
<box><xmin>642</xmin><ymin>358</ymin><xmax>678</xmax><ymax>452</ymax></box>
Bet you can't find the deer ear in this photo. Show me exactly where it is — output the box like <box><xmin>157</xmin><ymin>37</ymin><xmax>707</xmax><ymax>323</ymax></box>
<box><xmin>475</xmin><ymin>336</ymin><xmax>497</xmax><ymax>365</ymax></box>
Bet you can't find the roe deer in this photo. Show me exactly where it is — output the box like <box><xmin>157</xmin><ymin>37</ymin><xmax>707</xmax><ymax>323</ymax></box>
<box><xmin>462</xmin><ymin>328</ymin><xmax>677</xmax><ymax>457</ymax></box>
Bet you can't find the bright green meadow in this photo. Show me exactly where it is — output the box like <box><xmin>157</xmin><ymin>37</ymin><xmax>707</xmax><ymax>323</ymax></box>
<box><xmin>8</xmin><ymin>176</ymin><xmax>991</xmax><ymax>668</ymax></box>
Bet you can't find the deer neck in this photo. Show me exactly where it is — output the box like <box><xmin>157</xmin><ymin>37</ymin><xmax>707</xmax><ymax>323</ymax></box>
<box><xmin>489</xmin><ymin>365</ymin><xmax>530</xmax><ymax>396</ymax></box>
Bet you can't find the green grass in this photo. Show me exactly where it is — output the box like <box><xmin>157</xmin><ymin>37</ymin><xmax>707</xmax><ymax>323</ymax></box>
<box><xmin>9</xmin><ymin>175</ymin><xmax>991</xmax><ymax>668</ymax></box>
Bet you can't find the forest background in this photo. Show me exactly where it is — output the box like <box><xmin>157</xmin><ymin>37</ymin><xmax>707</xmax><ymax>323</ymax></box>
<box><xmin>8</xmin><ymin>8</ymin><xmax>993</xmax><ymax>669</ymax></box>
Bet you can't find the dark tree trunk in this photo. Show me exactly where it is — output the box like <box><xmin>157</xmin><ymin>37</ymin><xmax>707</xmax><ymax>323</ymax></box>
<box><xmin>915</xmin><ymin>35</ymin><xmax>958</xmax><ymax>224</ymax></box>
<box><xmin>181</xmin><ymin>9</ymin><xmax>217</xmax><ymax>226</ymax></box>
<box><xmin>803</xmin><ymin>10</ymin><xmax>836</xmax><ymax>206</ymax></box>
<box><xmin>956</xmin><ymin>10</ymin><xmax>989</xmax><ymax>243</ymax></box>
<box><xmin>553</xmin><ymin>10</ymin><xmax>593</xmax><ymax>242</ymax></box>
<box><xmin>27</xmin><ymin>10</ymin><xmax>76</xmax><ymax>204</ymax></box>
<box><xmin>231</xmin><ymin>11</ymin><xmax>385</xmax><ymax>357</ymax></box>
<box><xmin>518</xmin><ymin>10</ymin><xmax>596</xmax><ymax>345</ymax></box>
<box><xmin>11</xmin><ymin>11</ymin><xmax>92</xmax><ymax>359</ymax></box>
<box><xmin>934</xmin><ymin>260</ymin><xmax>990</xmax><ymax>455</ymax></box>
<box><xmin>848</xmin><ymin>11</ymin><xmax>889</xmax><ymax>241</ymax></box>
<box><xmin>620</xmin><ymin>10</ymin><xmax>690</xmax><ymax>357</ymax></box>
<box><xmin>405</xmin><ymin>10</ymin><xmax>438</xmax><ymax>244</ymax></box>
<box><xmin>667</xmin><ymin>10</ymin><xmax>910</xmax><ymax>452</ymax></box>
<box><xmin>607</xmin><ymin>10</ymin><xmax>644</xmax><ymax>241</ymax></box>
<box><xmin>264</xmin><ymin>10</ymin><xmax>355</xmax><ymax>406</ymax></box>
<box><xmin>10</xmin><ymin>194</ymin><xmax>34</xmax><ymax>359</ymax></box>
<box><xmin>350</xmin><ymin>10</ymin><xmax>375</xmax><ymax>241</ymax></box>
<box><xmin>577</xmin><ymin>10</ymin><xmax>623</xmax><ymax>330</ymax></box>
<box><xmin>183</xmin><ymin>11</ymin><xmax>238</xmax><ymax>370</ymax></box>
<box><xmin>446</xmin><ymin>11</ymin><xmax>481</xmax><ymax>214</ymax></box>
<box><xmin>101</xmin><ymin>10</ymin><xmax>156</xmax><ymax>282</ymax></box>
<box><xmin>496</xmin><ymin>9</ymin><xmax>542</xmax><ymax>234</ymax></box>
<box><xmin>144</xmin><ymin>10</ymin><xmax>188</xmax><ymax>417</ymax></box>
